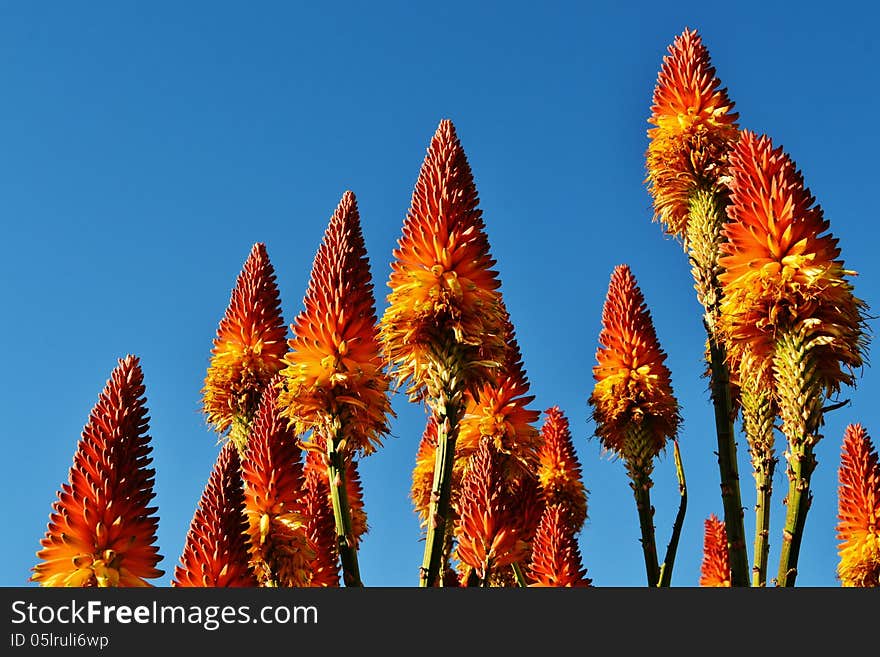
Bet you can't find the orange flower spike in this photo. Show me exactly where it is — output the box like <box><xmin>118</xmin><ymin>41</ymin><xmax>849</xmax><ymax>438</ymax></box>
<box><xmin>32</xmin><ymin>356</ymin><xmax>164</xmax><ymax>587</ymax></box>
<box><xmin>836</xmin><ymin>424</ymin><xmax>880</xmax><ymax>587</ymax></box>
<box><xmin>589</xmin><ymin>264</ymin><xmax>681</xmax><ymax>460</ymax></box>
<box><xmin>454</xmin><ymin>437</ymin><xmax>529</xmax><ymax>584</ymax></box>
<box><xmin>699</xmin><ymin>514</ymin><xmax>731</xmax><ymax>587</ymax></box>
<box><xmin>280</xmin><ymin>191</ymin><xmax>392</xmax><ymax>457</ymax></box>
<box><xmin>380</xmin><ymin>119</ymin><xmax>507</xmax><ymax>401</ymax></box>
<box><xmin>202</xmin><ymin>243</ymin><xmax>287</xmax><ymax>449</ymax></box>
<box><xmin>302</xmin><ymin>451</ymin><xmax>341</xmax><ymax>587</ymax></box>
<box><xmin>527</xmin><ymin>504</ymin><xmax>592</xmax><ymax>588</ymax></box>
<box><xmin>536</xmin><ymin>406</ymin><xmax>588</xmax><ymax>533</ymax></box>
<box><xmin>718</xmin><ymin>131</ymin><xmax>868</xmax><ymax>393</ymax></box>
<box><xmin>646</xmin><ymin>27</ymin><xmax>739</xmax><ymax>240</ymax></box>
<box><xmin>173</xmin><ymin>442</ymin><xmax>257</xmax><ymax>587</ymax></box>
<box><xmin>241</xmin><ymin>378</ymin><xmax>313</xmax><ymax>587</ymax></box>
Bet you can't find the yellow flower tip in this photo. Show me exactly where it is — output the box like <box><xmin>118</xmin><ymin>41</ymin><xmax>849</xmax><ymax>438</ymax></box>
<box><xmin>837</xmin><ymin>423</ymin><xmax>880</xmax><ymax>587</ymax></box>
<box><xmin>173</xmin><ymin>441</ymin><xmax>257</xmax><ymax>587</ymax></box>
<box><xmin>527</xmin><ymin>504</ymin><xmax>592</xmax><ymax>587</ymax></box>
<box><xmin>699</xmin><ymin>513</ymin><xmax>731</xmax><ymax>587</ymax></box>
<box><xmin>202</xmin><ymin>242</ymin><xmax>288</xmax><ymax>436</ymax></box>
<box><xmin>241</xmin><ymin>380</ymin><xmax>313</xmax><ymax>587</ymax></box>
<box><xmin>31</xmin><ymin>355</ymin><xmax>164</xmax><ymax>587</ymax></box>
<box><xmin>646</xmin><ymin>27</ymin><xmax>740</xmax><ymax>239</ymax></box>
<box><xmin>588</xmin><ymin>265</ymin><xmax>681</xmax><ymax>461</ymax></box>
<box><xmin>718</xmin><ymin>130</ymin><xmax>869</xmax><ymax>396</ymax></box>
<box><xmin>536</xmin><ymin>406</ymin><xmax>588</xmax><ymax>533</ymax></box>
<box><xmin>279</xmin><ymin>191</ymin><xmax>393</xmax><ymax>458</ymax></box>
<box><xmin>379</xmin><ymin>119</ymin><xmax>508</xmax><ymax>401</ymax></box>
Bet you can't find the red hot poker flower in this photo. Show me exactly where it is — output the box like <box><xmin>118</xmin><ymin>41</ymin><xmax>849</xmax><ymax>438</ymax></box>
<box><xmin>32</xmin><ymin>356</ymin><xmax>164</xmax><ymax>587</ymax></box>
<box><xmin>202</xmin><ymin>243</ymin><xmax>287</xmax><ymax>448</ymax></box>
<box><xmin>699</xmin><ymin>514</ymin><xmax>731</xmax><ymax>587</ymax></box>
<box><xmin>646</xmin><ymin>27</ymin><xmax>739</xmax><ymax>240</ymax></box>
<box><xmin>536</xmin><ymin>406</ymin><xmax>588</xmax><ymax>533</ymax></box>
<box><xmin>173</xmin><ymin>441</ymin><xmax>257</xmax><ymax>587</ymax></box>
<box><xmin>837</xmin><ymin>424</ymin><xmax>880</xmax><ymax>587</ymax></box>
<box><xmin>527</xmin><ymin>504</ymin><xmax>592</xmax><ymax>587</ymax></box>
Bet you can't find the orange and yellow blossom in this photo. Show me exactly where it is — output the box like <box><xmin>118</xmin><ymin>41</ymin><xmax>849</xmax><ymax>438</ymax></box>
<box><xmin>718</xmin><ymin>130</ymin><xmax>867</xmax><ymax>395</ymax></box>
<box><xmin>453</xmin><ymin>437</ymin><xmax>533</xmax><ymax>584</ymax></box>
<box><xmin>527</xmin><ymin>504</ymin><xmax>592</xmax><ymax>588</ymax></box>
<box><xmin>699</xmin><ymin>514</ymin><xmax>731</xmax><ymax>587</ymax></box>
<box><xmin>379</xmin><ymin>119</ymin><xmax>507</xmax><ymax>402</ymax></box>
<box><xmin>646</xmin><ymin>27</ymin><xmax>739</xmax><ymax>241</ymax></box>
<box><xmin>32</xmin><ymin>356</ymin><xmax>164</xmax><ymax>587</ymax></box>
<box><xmin>241</xmin><ymin>378</ymin><xmax>312</xmax><ymax>587</ymax></box>
<box><xmin>536</xmin><ymin>406</ymin><xmax>588</xmax><ymax>534</ymax></box>
<box><xmin>837</xmin><ymin>424</ymin><xmax>880</xmax><ymax>587</ymax></box>
<box><xmin>202</xmin><ymin>243</ymin><xmax>287</xmax><ymax>448</ymax></box>
<box><xmin>279</xmin><ymin>190</ymin><xmax>392</xmax><ymax>457</ymax></box>
<box><xmin>173</xmin><ymin>442</ymin><xmax>256</xmax><ymax>587</ymax></box>
<box><xmin>589</xmin><ymin>264</ymin><xmax>681</xmax><ymax>462</ymax></box>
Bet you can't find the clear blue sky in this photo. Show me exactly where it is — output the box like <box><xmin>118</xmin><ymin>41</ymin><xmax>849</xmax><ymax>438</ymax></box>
<box><xmin>2</xmin><ymin>1</ymin><xmax>877</xmax><ymax>588</ymax></box>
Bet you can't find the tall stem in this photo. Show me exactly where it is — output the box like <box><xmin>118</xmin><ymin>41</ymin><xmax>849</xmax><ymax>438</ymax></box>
<box><xmin>776</xmin><ymin>443</ymin><xmax>817</xmax><ymax>586</ymax></box>
<box><xmin>325</xmin><ymin>418</ymin><xmax>362</xmax><ymax>587</ymax></box>
<box><xmin>627</xmin><ymin>456</ymin><xmax>659</xmax><ymax>587</ymax></box>
<box><xmin>419</xmin><ymin>380</ymin><xmax>462</xmax><ymax>588</ymax></box>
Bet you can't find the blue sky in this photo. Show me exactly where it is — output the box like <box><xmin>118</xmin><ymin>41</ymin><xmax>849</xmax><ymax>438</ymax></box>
<box><xmin>2</xmin><ymin>1</ymin><xmax>877</xmax><ymax>588</ymax></box>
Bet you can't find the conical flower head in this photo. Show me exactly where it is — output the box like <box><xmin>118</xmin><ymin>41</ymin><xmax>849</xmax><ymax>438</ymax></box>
<box><xmin>279</xmin><ymin>191</ymin><xmax>392</xmax><ymax>457</ymax></box>
<box><xmin>646</xmin><ymin>27</ymin><xmax>740</xmax><ymax>240</ymax></box>
<box><xmin>588</xmin><ymin>265</ymin><xmax>681</xmax><ymax>461</ymax></box>
<box><xmin>202</xmin><ymin>243</ymin><xmax>287</xmax><ymax>439</ymax></box>
<box><xmin>527</xmin><ymin>504</ymin><xmax>591</xmax><ymax>587</ymax></box>
<box><xmin>718</xmin><ymin>131</ymin><xmax>868</xmax><ymax>396</ymax></box>
<box><xmin>301</xmin><ymin>450</ymin><xmax>341</xmax><ymax>587</ymax></box>
<box><xmin>453</xmin><ymin>437</ymin><xmax>530</xmax><ymax>582</ymax></box>
<box><xmin>173</xmin><ymin>442</ymin><xmax>257</xmax><ymax>587</ymax></box>
<box><xmin>380</xmin><ymin>119</ymin><xmax>507</xmax><ymax>401</ymax></box>
<box><xmin>457</xmin><ymin>317</ymin><xmax>541</xmax><ymax>474</ymax></box>
<box><xmin>699</xmin><ymin>513</ymin><xmax>731</xmax><ymax>587</ymax></box>
<box><xmin>32</xmin><ymin>356</ymin><xmax>163</xmax><ymax>587</ymax></box>
<box><xmin>536</xmin><ymin>406</ymin><xmax>588</xmax><ymax>533</ymax></box>
<box><xmin>837</xmin><ymin>423</ymin><xmax>880</xmax><ymax>587</ymax></box>
<box><xmin>241</xmin><ymin>378</ymin><xmax>313</xmax><ymax>587</ymax></box>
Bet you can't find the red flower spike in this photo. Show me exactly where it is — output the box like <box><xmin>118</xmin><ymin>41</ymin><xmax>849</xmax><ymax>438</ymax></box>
<box><xmin>173</xmin><ymin>442</ymin><xmax>257</xmax><ymax>587</ymax></box>
<box><xmin>453</xmin><ymin>437</ymin><xmax>529</xmax><ymax>582</ymax></box>
<box><xmin>536</xmin><ymin>406</ymin><xmax>588</xmax><ymax>533</ymax></box>
<box><xmin>837</xmin><ymin>423</ymin><xmax>880</xmax><ymax>587</ymax></box>
<box><xmin>302</xmin><ymin>450</ymin><xmax>341</xmax><ymax>587</ymax></box>
<box><xmin>32</xmin><ymin>356</ymin><xmax>164</xmax><ymax>587</ymax></box>
<box><xmin>202</xmin><ymin>243</ymin><xmax>287</xmax><ymax>439</ymax></box>
<box><xmin>380</xmin><ymin>119</ymin><xmax>508</xmax><ymax>401</ymax></box>
<box><xmin>646</xmin><ymin>27</ymin><xmax>739</xmax><ymax>239</ymax></box>
<box><xmin>527</xmin><ymin>504</ymin><xmax>591</xmax><ymax>587</ymax></box>
<box><xmin>699</xmin><ymin>514</ymin><xmax>731</xmax><ymax>587</ymax></box>
<box><xmin>241</xmin><ymin>378</ymin><xmax>313</xmax><ymax>587</ymax></box>
<box><xmin>280</xmin><ymin>191</ymin><xmax>392</xmax><ymax>457</ymax></box>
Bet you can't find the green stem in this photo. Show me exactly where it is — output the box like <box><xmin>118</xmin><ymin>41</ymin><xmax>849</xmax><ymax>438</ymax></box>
<box><xmin>511</xmin><ymin>562</ymin><xmax>527</xmax><ymax>587</ymax></box>
<box><xmin>326</xmin><ymin>420</ymin><xmax>362</xmax><ymax>587</ymax></box>
<box><xmin>628</xmin><ymin>458</ymin><xmax>659</xmax><ymax>587</ymax></box>
<box><xmin>705</xmin><ymin>324</ymin><xmax>751</xmax><ymax>587</ymax></box>
<box><xmin>419</xmin><ymin>388</ymin><xmax>461</xmax><ymax>588</ymax></box>
<box><xmin>751</xmin><ymin>448</ymin><xmax>776</xmax><ymax>587</ymax></box>
<box><xmin>658</xmin><ymin>440</ymin><xmax>687</xmax><ymax>587</ymax></box>
<box><xmin>776</xmin><ymin>443</ymin><xmax>816</xmax><ymax>587</ymax></box>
